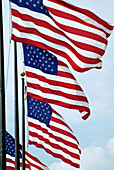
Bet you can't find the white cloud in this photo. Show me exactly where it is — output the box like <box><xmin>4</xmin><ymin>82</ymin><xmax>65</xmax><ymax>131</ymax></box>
<box><xmin>49</xmin><ymin>137</ymin><xmax>114</xmax><ymax>170</ymax></box>
<box><xmin>106</xmin><ymin>137</ymin><xmax>114</xmax><ymax>156</ymax></box>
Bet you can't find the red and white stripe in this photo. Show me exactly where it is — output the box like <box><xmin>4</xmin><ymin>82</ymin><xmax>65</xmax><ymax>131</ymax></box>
<box><xmin>6</xmin><ymin>151</ymin><xmax>49</xmax><ymax>170</ymax></box>
<box><xmin>25</xmin><ymin>151</ymin><xmax>49</xmax><ymax>170</ymax></box>
<box><xmin>10</xmin><ymin>1</ymin><xmax>113</xmax><ymax>73</ymax></box>
<box><xmin>28</xmin><ymin>109</ymin><xmax>81</xmax><ymax>168</ymax></box>
<box><xmin>6</xmin><ymin>154</ymin><xmax>30</xmax><ymax>170</ymax></box>
<box><xmin>25</xmin><ymin>58</ymin><xmax>90</xmax><ymax>120</ymax></box>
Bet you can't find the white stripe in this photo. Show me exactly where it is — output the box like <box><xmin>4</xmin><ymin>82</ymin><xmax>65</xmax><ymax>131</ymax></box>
<box><xmin>27</xmin><ymin>86</ymin><xmax>89</xmax><ymax>107</ymax></box>
<box><xmin>25</xmin><ymin>66</ymin><xmax>78</xmax><ymax>85</ymax></box>
<box><xmin>29</xmin><ymin>133</ymin><xmax>80</xmax><ymax>164</ymax></box>
<box><xmin>11</xmin><ymin>2</ymin><xmax>106</xmax><ymax>59</ymax></box>
<box><xmin>43</xmin><ymin>0</ymin><xmax>112</xmax><ymax>34</ymax></box>
<box><xmin>28</xmin><ymin>117</ymin><xmax>79</xmax><ymax>147</ymax></box>
<box><xmin>11</xmin><ymin>2</ymin><xmax>108</xmax><ymax>39</ymax></box>
<box><xmin>26</xmin><ymin>76</ymin><xmax>86</xmax><ymax>97</ymax></box>
<box><xmin>13</xmin><ymin>28</ymin><xmax>102</xmax><ymax>70</ymax></box>
<box><xmin>51</xmin><ymin>113</ymin><xmax>75</xmax><ymax>136</ymax></box>
<box><xmin>48</xmin><ymin>12</ymin><xmax>106</xmax><ymax>50</ymax></box>
<box><xmin>12</xmin><ymin>15</ymin><xmax>103</xmax><ymax>59</ymax></box>
<box><xmin>6</xmin><ymin>155</ymin><xmax>28</xmax><ymax>169</ymax></box>
<box><xmin>25</xmin><ymin>153</ymin><xmax>46</xmax><ymax>169</ymax></box>
<box><xmin>58</xmin><ymin>65</ymin><xmax>72</xmax><ymax>74</ymax></box>
<box><xmin>29</xmin><ymin>125</ymin><xmax>80</xmax><ymax>156</ymax></box>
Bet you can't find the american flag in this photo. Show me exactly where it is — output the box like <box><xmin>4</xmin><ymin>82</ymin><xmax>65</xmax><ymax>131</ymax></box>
<box><xmin>6</xmin><ymin>131</ymin><xmax>49</xmax><ymax>170</ymax></box>
<box><xmin>23</xmin><ymin>43</ymin><xmax>90</xmax><ymax>120</ymax></box>
<box><xmin>10</xmin><ymin>0</ymin><xmax>113</xmax><ymax>73</ymax></box>
<box><xmin>27</xmin><ymin>97</ymin><xmax>81</xmax><ymax>168</ymax></box>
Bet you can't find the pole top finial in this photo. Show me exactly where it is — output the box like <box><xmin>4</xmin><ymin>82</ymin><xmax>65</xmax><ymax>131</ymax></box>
<box><xmin>20</xmin><ymin>72</ymin><xmax>25</xmax><ymax>77</ymax></box>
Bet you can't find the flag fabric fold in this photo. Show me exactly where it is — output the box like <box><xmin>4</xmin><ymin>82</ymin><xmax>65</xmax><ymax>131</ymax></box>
<box><xmin>6</xmin><ymin>131</ymin><xmax>49</xmax><ymax>170</ymax></box>
<box><xmin>27</xmin><ymin>97</ymin><xmax>81</xmax><ymax>168</ymax></box>
<box><xmin>10</xmin><ymin>0</ymin><xmax>113</xmax><ymax>73</ymax></box>
<box><xmin>23</xmin><ymin>43</ymin><xmax>90</xmax><ymax>120</ymax></box>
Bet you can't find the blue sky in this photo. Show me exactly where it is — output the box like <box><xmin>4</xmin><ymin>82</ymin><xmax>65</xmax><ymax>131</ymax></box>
<box><xmin>3</xmin><ymin>0</ymin><xmax>114</xmax><ymax>169</ymax></box>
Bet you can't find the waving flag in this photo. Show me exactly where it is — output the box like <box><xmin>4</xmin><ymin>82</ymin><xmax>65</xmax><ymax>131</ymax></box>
<box><xmin>10</xmin><ymin>0</ymin><xmax>113</xmax><ymax>72</ymax></box>
<box><xmin>6</xmin><ymin>131</ymin><xmax>49</xmax><ymax>170</ymax></box>
<box><xmin>27</xmin><ymin>97</ymin><xmax>81</xmax><ymax>168</ymax></box>
<box><xmin>23</xmin><ymin>43</ymin><xmax>90</xmax><ymax>120</ymax></box>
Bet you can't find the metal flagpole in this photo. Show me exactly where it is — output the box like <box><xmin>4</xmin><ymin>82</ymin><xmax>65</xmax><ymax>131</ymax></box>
<box><xmin>21</xmin><ymin>72</ymin><xmax>25</xmax><ymax>170</ymax></box>
<box><xmin>14</xmin><ymin>41</ymin><xmax>20</xmax><ymax>170</ymax></box>
<box><xmin>0</xmin><ymin>0</ymin><xmax>6</xmax><ymax>169</ymax></box>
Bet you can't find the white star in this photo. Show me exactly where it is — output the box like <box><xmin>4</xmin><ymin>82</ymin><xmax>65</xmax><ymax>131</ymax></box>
<box><xmin>33</xmin><ymin>3</ymin><xmax>36</xmax><ymax>7</ymax></box>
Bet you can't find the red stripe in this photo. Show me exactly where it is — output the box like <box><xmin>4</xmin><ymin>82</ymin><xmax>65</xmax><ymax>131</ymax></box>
<box><xmin>57</xmin><ymin>70</ymin><xmax>75</xmax><ymax>79</ymax></box>
<box><xmin>26</xmin><ymin>71</ymin><xmax>82</xmax><ymax>91</ymax></box>
<box><xmin>25</xmin><ymin>151</ymin><xmax>46</xmax><ymax>166</ymax></box>
<box><xmin>48</xmin><ymin>0</ymin><xmax>113</xmax><ymax>32</ymax></box>
<box><xmin>25</xmin><ymin>160</ymin><xmax>45</xmax><ymax>170</ymax></box>
<box><xmin>47</xmin><ymin>6</ymin><xmax>109</xmax><ymax>38</ymax></box>
<box><xmin>12</xmin><ymin>20</ymin><xmax>102</xmax><ymax>65</ymax></box>
<box><xmin>29</xmin><ymin>139</ymin><xmax>80</xmax><ymax>168</ymax></box>
<box><xmin>6</xmin><ymin>167</ymin><xmax>15</xmax><ymax>170</ymax></box>
<box><xmin>12</xmin><ymin>8</ymin><xmax>104</xmax><ymax>62</ymax></box>
<box><xmin>50</xmin><ymin>124</ymin><xmax>80</xmax><ymax>147</ymax></box>
<box><xmin>12</xmin><ymin>20</ymin><xmax>103</xmax><ymax>65</ymax></box>
<box><xmin>12</xmin><ymin>34</ymin><xmax>102</xmax><ymax>72</ymax></box>
<box><xmin>51</xmin><ymin>113</ymin><xmax>73</xmax><ymax>132</ymax></box>
<box><xmin>27</xmin><ymin>81</ymin><xmax>88</xmax><ymax>102</ymax></box>
<box><xmin>28</xmin><ymin>121</ymin><xmax>80</xmax><ymax>152</ymax></box>
<box><xmin>27</xmin><ymin>92</ymin><xmax>90</xmax><ymax>114</ymax></box>
<box><xmin>29</xmin><ymin>130</ymin><xmax>80</xmax><ymax>160</ymax></box>
<box><xmin>12</xmin><ymin>8</ymin><xmax>107</xmax><ymax>44</ymax></box>
<box><xmin>6</xmin><ymin>157</ymin><xmax>30</xmax><ymax>169</ymax></box>
<box><xmin>12</xmin><ymin>7</ymin><xmax>107</xmax><ymax>55</ymax></box>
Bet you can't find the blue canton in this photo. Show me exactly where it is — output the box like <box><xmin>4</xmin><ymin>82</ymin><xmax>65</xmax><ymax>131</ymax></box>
<box><xmin>11</xmin><ymin>0</ymin><xmax>50</xmax><ymax>16</ymax></box>
<box><xmin>6</xmin><ymin>131</ymin><xmax>22</xmax><ymax>158</ymax></box>
<box><xmin>27</xmin><ymin>97</ymin><xmax>52</xmax><ymax>127</ymax></box>
<box><xmin>23</xmin><ymin>43</ymin><xmax>58</xmax><ymax>75</ymax></box>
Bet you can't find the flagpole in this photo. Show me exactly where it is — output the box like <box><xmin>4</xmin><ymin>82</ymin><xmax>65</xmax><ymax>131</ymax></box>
<box><xmin>0</xmin><ymin>0</ymin><xmax>6</xmax><ymax>169</ymax></box>
<box><xmin>14</xmin><ymin>41</ymin><xmax>20</xmax><ymax>170</ymax></box>
<box><xmin>21</xmin><ymin>72</ymin><xmax>25</xmax><ymax>170</ymax></box>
